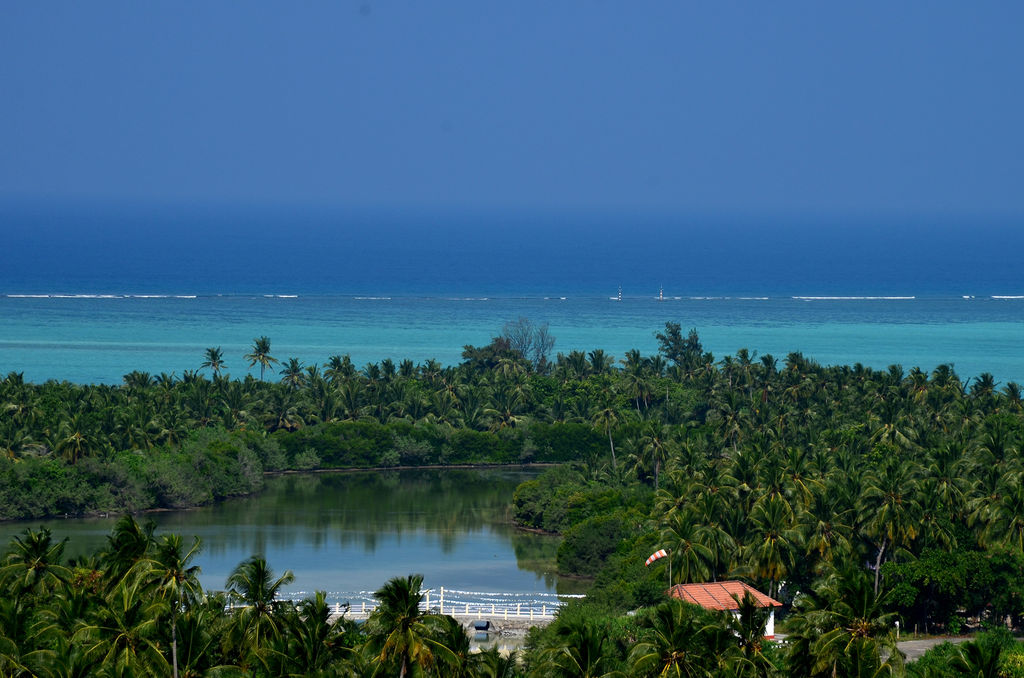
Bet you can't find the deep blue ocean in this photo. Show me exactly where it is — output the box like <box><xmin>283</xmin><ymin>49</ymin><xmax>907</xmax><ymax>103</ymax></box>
<box><xmin>2</xmin><ymin>202</ymin><xmax>1022</xmax><ymax>385</ymax></box>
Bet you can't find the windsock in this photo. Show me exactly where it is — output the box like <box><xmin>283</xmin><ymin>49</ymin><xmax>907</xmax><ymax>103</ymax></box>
<box><xmin>645</xmin><ymin>549</ymin><xmax>668</xmax><ymax>567</ymax></box>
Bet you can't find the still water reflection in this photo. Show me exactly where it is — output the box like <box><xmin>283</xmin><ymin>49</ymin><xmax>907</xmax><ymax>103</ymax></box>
<box><xmin>0</xmin><ymin>468</ymin><xmax>582</xmax><ymax>605</ymax></box>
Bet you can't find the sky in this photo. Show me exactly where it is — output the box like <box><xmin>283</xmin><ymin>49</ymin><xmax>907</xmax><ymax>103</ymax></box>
<box><xmin>2</xmin><ymin>2</ymin><xmax>1023</xmax><ymax>219</ymax></box>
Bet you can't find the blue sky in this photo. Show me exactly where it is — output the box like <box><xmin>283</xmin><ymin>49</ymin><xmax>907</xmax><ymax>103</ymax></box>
<box><xmin>2</xmin><ymin>2</ymin><xmax>1023</xmax><ymax>217</ymax></box>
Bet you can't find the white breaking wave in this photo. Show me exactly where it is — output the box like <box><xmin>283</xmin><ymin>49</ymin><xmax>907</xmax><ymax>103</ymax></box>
<box><xmin>438</xmin><ymin>588</ymin><xmax>584</xmax><ymax>599</ymax></box>
<box><xmin>792</xmin><ymin>296</ymin><xmax>915</xmax><ymax>301</ymax></box>
<box><xmin>49</xmin><ymin>294</ymin><xmax>123</xmax><ymax>299</ymax></box>
<box><xmin>5</xmin><ymin>293</ymin><xmax>199</xmax><ymax>299</ymax></box>
<box><xmin>992</xmin><ymin>295</ymin><xmax>1024</xmax><ymax>299</ymax></box>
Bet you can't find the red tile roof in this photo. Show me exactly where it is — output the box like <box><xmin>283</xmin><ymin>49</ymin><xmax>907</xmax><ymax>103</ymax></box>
<box><xmin>667</xmin><ymin>581</ymin><xmax>782</xmax><ymax>611</ymax></box>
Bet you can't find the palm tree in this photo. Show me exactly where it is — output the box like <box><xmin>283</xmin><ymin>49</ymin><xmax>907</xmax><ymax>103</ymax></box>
<box><xmin>74</xmin><ymin>576</ymin><xmax>171</xmax><ymax>676</ymax></box>
<box><xmin>279</xmin><ymin>357</ymin><xmax>306</xmax><ymax>390</ymax></box>
<box><xmin>225</xmin><ymin>555</ymin><xmax>295</xmax><ymax>668</ymax></box>
<box><xmin>588</xmin><ymin>349</ymin><xmax>614</xmax><ymax>375</ymax></box>
<box><xmin>636</xmin><ymin>423</ymin><xmax>673</xmax><ymax>490</ymax></box>
<box><xmin>785</xmin><ymin>566</ymin><xmax>902</xmax><ymax>678</ymax></box>
<box><xmin>953</xmin><ymin>635</ymin><xmax>1006</xmax><ymax>678</ymax></box>
<box><xmin>858</xmin><ymin>459</ymin><xmax>922</xmax><ymax>593</ymax></box>
<box><xmin>660</xmin><ymin>511</ymin><xmax>713</xmax><ymax>585</ymax></box>
<box><xmin>727</xmin><ymin>592</ymin><xmax>778</xmax><ymax>678</ymax></box>
<box><xmin>325</xmin><ymin>354</ymin><xmax>356</xmax><ymax>383</ymax></box>
<box><xmin>366</xmin><ymin>574</ymin><xmax>445</xmax><ymax>678</ymax></box>
<box><xmin>478</xmin><ymin>646</ymin><xmax>521</xmax><ymax>678</ymax></box>
<box><xmin>56</xmin><ymin>412</ymin><xmax>94</xmax><ymax>464</ymax></box>
<box><xmin>173</xmin><ymin>593</ymin><xmax>241</xmax><ymax>678</ymax></box>
<box><xmin>260</xmin><ymin>388</ymin><xmax>305</xmax><ymax>432</ymax></box>
<box><xmin>629</xmin><ymin>599</ymin><xmax>722</xmax><ymax>678</ymax></box>
<box><xmin>149</xmin><ymin>534</ymin><xmax>203</xmax><ymax>678</ymax></box>
<box><xmin>101</xmin><ymin>514</ymin><xmax>156</xmax><ymax>587</ymax></box>
<box><xmin>977</xmin><ymin>474</ymin><xmax>1024</xmax><ymax>553</ymax></box>
<box><xmin>0</xmin><ymin>526</ymin><xmax>71</xmax><ymax>595</ymax></box>
<box><xmin>802</xmin><ymin>486</ymin><xmax>853</xmax><ymax>566</ymax></box>
<box><xmin>540</xmin><ymin>617</ymin><xmax>623</xmax><ymax>678</ymax></box>
<box><xmin>0</xmin><ymin>596</ymin><xmax>55</xmax><ymax>678</ymax></box>
<box><xmin>200</xmin><ymin>347</ymin><xmax>227</xmax><ymax>377</ymax></box>
<box><xmin>743</xmin><ymin>494</ymin><xmax>801</xmax><ymax>599</ymax></box>
<box><xmin>275</xmin><ymin>591</ymin><xmax>354</xmax><ymax>677</ymax></box>
<box><xmin>592</xmin><ymin>405</ymin><xmax>621</xmax><ymax>471</ymax></box>
<box><xmin>245</xmin><ymin>336</ymin><xmax>279</xmax><ymax>381</ymax></box>
<box><xmin>428</xmin><ymin>613</ymin><xmax>477</xmax><ymax>678</ymax></box>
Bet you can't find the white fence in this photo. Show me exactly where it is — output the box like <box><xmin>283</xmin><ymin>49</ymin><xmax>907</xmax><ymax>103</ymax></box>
<box><xmin>335</xmin><ymin>587</ymin><xmax>584</xmax><ymax>621</ymax></box>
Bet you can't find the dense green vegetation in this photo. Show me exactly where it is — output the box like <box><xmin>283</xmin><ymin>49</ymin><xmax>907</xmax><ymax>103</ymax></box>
<box><xmin>0</xmin><ymin>329</ymin><xmax>619</xmax><ymax>519</ymax></box>
<box><xmin>5</xmin><ymin>519</ymin><xmax>1024</xmax><ymax>677</ymax></box>
<box><xmin>907</xmin><ymin>629</ymin><xmax>1024</xmax><ymax>678</ymax></box>
<box><xmin>0</xmin><ymin>518</ymin><xmax>521</xmax><ymax>677</ymax></box>
<box><xmin>5</xmin><ymin>322</ymin><xmax>1024</xmax><ymax>674</ymax></box>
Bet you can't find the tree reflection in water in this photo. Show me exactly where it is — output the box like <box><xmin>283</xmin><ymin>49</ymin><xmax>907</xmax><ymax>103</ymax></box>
<box><xmin>0</xmin><ymin>468</ymin><xmax>579</xmax><ymax>600</ymax></box>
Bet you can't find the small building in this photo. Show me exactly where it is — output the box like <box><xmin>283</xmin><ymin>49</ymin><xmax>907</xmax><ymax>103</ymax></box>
<box><xmin>667</xmin><ymin>581</ymin><xmax>783</xmax><ymax>638</ymax></box>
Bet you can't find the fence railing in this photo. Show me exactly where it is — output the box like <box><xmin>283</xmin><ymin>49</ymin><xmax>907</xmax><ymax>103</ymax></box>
<box><xmin>335</xmin><ymin>587</ymin><xmax>584</xmax><ymax>621</ymax></box>
<box><xmin>227</xmin><ymin>587</ymin><xmax>584</xmax><ymax>623</ymax></box>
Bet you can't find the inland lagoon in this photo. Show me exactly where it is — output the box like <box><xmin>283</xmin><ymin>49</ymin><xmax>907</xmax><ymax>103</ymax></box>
<box><xmin>0</xmin><ymin>468</ymin><xmax>584</xmax><ymax>609</ymax></box>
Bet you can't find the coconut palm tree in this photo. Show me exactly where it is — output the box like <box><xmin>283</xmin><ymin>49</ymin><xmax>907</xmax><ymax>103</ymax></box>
<box><xmin>636</xmin><ymin>423</ymin><xmax>673</xmax><ymax>490</ymax></box>
<box><xmin>953</xmin><ymin>635</ymin><xmax>1006</xmax><ymax>678</ymax></box>
<box><xmin>660</xmin><ymin>512</ymin><xmax>713</xmax><ymax>585</ymax></box>
<box><xmin>592</xmin><ymin>405</ymin><xmax>621</xmax><ymax>471</ymax></box>
<box><xmin>74</xmin><ymin>576</ymin><xmax>171</xmax><ymax>676</ymax></box>
<box><xmin>274</xmin><ymin>591</ymin><xmax>354</xmax><ymax>677</ymax></box>
<box><xmin>101</xmin><ymin>515</ymin><xmax>156</xmax><ymax>587</ymax></box>
<box><xmin>727</xmin><ymin>592</ymin><xmax>778</xmax><ymax>678</ymax></box>
<box><xmin>365</xmin><ymin>573</ymin><xmax>445</xmax><ymax>678</ymax></box>
<box><xmin>629</xmin><ymin>599</ymin><xmax>722</xmax><ymax>678</ymax></box>
<box><xmin>784</xmin><ymin>566</ymin><xmax>902</xmax><ymax>678</ymax></box>
<box><xmin>149</xmin><ymin>534</ymin><xmax>203</xmax><ymax>678</ymax></box>
<box><xmin>539</xmin><ymin>617</ymin><xmax>624</xmax><ymax>678</ymax></box>
<box><xmin>0</xmin><ymin>595</ymin><xmax>55</xmax><ymax>676</ymax></box>
<box><xmin>742</xmin><ymin>494</ymin><xmax>801</xmax><ymax>599</ymax></box>
<box><xmin>173</xmin><ymin>592</ymin><xmax>240</xmax><ymax>678</ymax></box>
<box><xmin>225</xmin><ymin>555</ymin><xmax>295</xmax><ymax>669</ymax></box>
<box><xmin>245</xmin><ymin>336</ymin><xmax>278</xmax><ymax>381</ymax></box>
<box><xmin>200</xmin><ymin>347</ymin><xmax>227</xmax><ymax>377</ymax></box>
<box><xmin>325</xmin><ymin>354</ymin><xmax>356</xmax><ymax>383</ymax></box>
<box><xmin>0</xmin><ymin>526</ymin><xmax>71</xmax><ymax>596</ymax></box>
<box><xmin>279</xmin><ymin>358</ymin><xmax>306</xmax><ymax>390</ymax></box>
<box><xmin>428</xmin><ymin>613</ymin><xmax>477</xmax><ymax>678</ymax></box>
<box><xmin>56</xmin><ymin>412</ymin><xmax>95</xmax><ymax>464</ymax></box>
<box><xmin>858</xmin><ymin>459</ymin><xmax>922</xmax><ymax>593</ymax></box>
<box><xmin>977</xmin><ymin>473</ymin><xmax>1024</xmax><ymax>553</ymax></box>
<box><xmin>478</xmin><ymin>647</ymin><xmax>522</xmax><ymax>678</ymax></box>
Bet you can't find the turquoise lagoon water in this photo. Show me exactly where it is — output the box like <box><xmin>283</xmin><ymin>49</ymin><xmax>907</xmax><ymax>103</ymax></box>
<box><xmin>1</xmin><ymin>294</ymin><xmax>1022</xmax><ymax>385</ymax></box>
